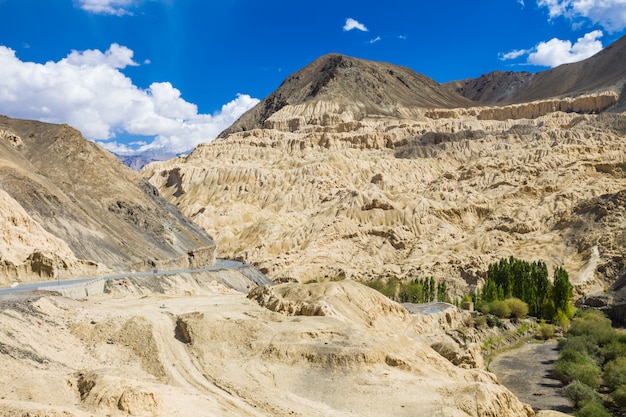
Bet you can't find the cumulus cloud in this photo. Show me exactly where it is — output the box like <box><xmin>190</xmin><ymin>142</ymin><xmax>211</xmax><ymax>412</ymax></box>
<box><xmin>537</xmin><ymin>0</ymin><xmax>626</xmax><ymax>32</ymax></box>
<box><xmin>368</xmin><ymin>36</ymin><xmax>382</xmax><ymax>44</ymax></box>
<box><xmin>500</xmin><ymin>30</ymin><xmax>603</xmax><ymax>67</ymax></box>
<box><xmin>528</xmin><ymin>30</ymin><xmax>604</xmax><ymax>66</ymax></box>
<box><xmin>343</xmin><ymin>18</ymin><xmax>368</xmax><ymax>32</ymax></box>
<box><xmin>0</xmin><ymin>44</ymin><xmax>259</xmax><ymax>155</ymax></box>
<box><xmin>75</xmin><ymin>0</ymin><xmax>136</xmax><ymax>15</ymax></box>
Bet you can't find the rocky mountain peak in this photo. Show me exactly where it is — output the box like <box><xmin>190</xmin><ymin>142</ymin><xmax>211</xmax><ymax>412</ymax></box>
<box><xmin>218</xmin><ymin>53</ymin><xmax>475</xmax><ymax>138</ymax></box>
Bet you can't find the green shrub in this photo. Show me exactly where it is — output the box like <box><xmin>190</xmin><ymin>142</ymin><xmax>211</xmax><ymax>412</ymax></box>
<box><xmin>569</xmin><ymin>310</ymin><xmax>615</xmax><ymax>346</ymax></box>
<box><xmin>603</xmin><ymin>357</ymin><xmax>626</xmax><ymax>391</ymax></box>
<box><xmin>553</xmin><ymin>360</ymin><xmax>602</xmax><ymax>389</ymax></box>
<box><xmin>564</xmin><ymin>380</ymin><xmax>599</xmax><ymax>408</ymax></box>
<box><xmin>485</xmin><ymin>315</ymin><xmax>502</xmax><ymax>328</ymax></box>
<box><xmin>611</xmin><ymin>384</ymin><xmax>626</xmax><ymax>408</ymax></box>
<box><xmin>555</xmin><ymin>309</ymin><xmax>571</xmax><ymax>330</ymax></box>
<box><xmin>366</xmin><ymin>277</ymin><xmax>399</xmax><ymax>299</ymax></box>
<box><xmin>489</xmin><ymin>300</ymin><xmax>511</xmax><ymax>318</ymax></box>
<box><xmin>538</xmin><ymin>321</ymin><xmax>555</xmax><ymax>340</ymax></box>
<box><xmin>560</xmin><ymin>335</ymin><xmax>602</xmax><ymax>361</ymax></box>
<box><xmin>560</xmin><ymin>348</ymin><xmax>591</xmax><ymax>364</ymax></box>
<box><xmin>601</xmin><ymin>339</ymin><xmax>626</xmax><ymax>364</ymax></box>
<box><xmin>505</xmin><ymin>297</ymin><xmax>528</xmax><ymax>319</ymax></box>
<box><xmin>574</xmin><ymin>400</ymin><xmax>611</xmax><ymax>417</ymax></box>
<box><xmin>474</xmin><ymin>315</ymin><xmax>487</xmax><ymax>328</ymax></box>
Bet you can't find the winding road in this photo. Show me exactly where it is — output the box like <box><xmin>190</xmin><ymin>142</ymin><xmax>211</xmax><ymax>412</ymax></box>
<box><xmin>0</xmin><ymin>259</ymin><xmax>243</xmax><ymax>297</ymax></box>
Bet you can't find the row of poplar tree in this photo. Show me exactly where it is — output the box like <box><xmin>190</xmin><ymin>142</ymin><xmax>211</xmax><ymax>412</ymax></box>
<box><xmin>475</xmin><ymin>256</ymin><xmax>573</xmax><ymax>320</ymax></box>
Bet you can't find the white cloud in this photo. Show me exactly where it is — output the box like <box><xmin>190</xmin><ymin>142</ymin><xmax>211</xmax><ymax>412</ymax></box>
<box><xmin>343</xmin><ymin>18</ymin><xmax>368</xmax><ymax>32</ymax></box>
<box><xmin>499</xmin><ymin>30</ymin><xmax>603</xmax><ymax>67</ymax></box>
<box><xmin>528</xmin><ymin>30</ymin><xmax>604</xmax><ymax>66</ymax></box>
<box><xmin>76</xmin><ymin>0</ymin><xmax>136</xmax><ymax>15</ymax></box>
<box><xmin>499</xmin><ymin>48</ymin><xmax>530</xmax><ymax>60</ymax></box>
<box><xmin>0</xmin><ymin>44</ymin><xmax>259</xmax><ymax>155</ymax></box>
<box><xmin>368</xmin><ymin>36</ymin><xmax>382</xmax><ymax>44</ymax></box>
<box><xmin>66</xmin><ymin>43</ymin><xmax>138</xmax><ymax>68</ymax></box>
<box><xmin>537</xmin><ymin>0</ymin><xmax>626</xmax><ymax>32</ymax></box>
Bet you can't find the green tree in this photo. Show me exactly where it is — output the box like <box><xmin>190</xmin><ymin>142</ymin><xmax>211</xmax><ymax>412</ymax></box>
<box><xmin>482</xmin><ymin>279</ymin><xmax>498</xmax><ymax>303</ymax></box>
<box><xmin>530</xmin><ymin>261</ymin><xmax>551</xmax><ymax>319</ymax></box>
<box><xmin>437</xmin><ymin>280</ymin><xmax>448</xmax><ymax>302</ymax></box>
<box><xmin>428</xmin><ymin>276</ymin><xmax>436</xmax><ymax>302</ymax></box>
<box><xmin>553</xmin><ymin>266</ymin><xmax>573</xmax><ymax>316</ymax></box>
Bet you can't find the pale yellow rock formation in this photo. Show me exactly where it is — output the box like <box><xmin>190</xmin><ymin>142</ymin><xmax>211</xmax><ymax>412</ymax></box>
<box><xmin>0</xmin><ymin>277</ymin><xmax>534</xmax><ymax>417</ymax></box>
<box><xmin>143</xmin><ymin>97</ymin><xmax>626</xmax><ymax>294</ymax></box>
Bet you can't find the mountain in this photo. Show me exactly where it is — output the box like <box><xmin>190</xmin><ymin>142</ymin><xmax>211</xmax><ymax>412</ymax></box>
<box><xmin>218</xmin><ymin>53</ymin><xmax>475</xmax><ymax>137</ymax></box>
<box><xmin>449</xmin><ymin>34</ymin><xmax>626</xmax><ymax>109</ymax></box>
<box><xmin>0</xmin><ymin>116</ymin><xmax>215</xmax><ymax>284</ymax></box>
<box><xmin>116</xmin><ymin>150</ymin><xmax>179</xmax><ymax>171</ymax></box>
<box><xmin>144</xmin><ymin>38</ymin><xmax>626</xmax><ymax>301</ymax></box>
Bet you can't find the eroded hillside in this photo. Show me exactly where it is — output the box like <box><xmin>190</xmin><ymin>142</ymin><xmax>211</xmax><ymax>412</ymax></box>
<box><xmin>143</xmin><ymin>102</ymin><xmax>626</xmax><ymax>294</ymax></box>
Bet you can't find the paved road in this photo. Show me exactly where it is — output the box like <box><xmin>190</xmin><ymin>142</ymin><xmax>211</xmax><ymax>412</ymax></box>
<box><xmin>0</xmin><ymin>259</ymin><xmax>243</xmax><ymax>297</ymax></box>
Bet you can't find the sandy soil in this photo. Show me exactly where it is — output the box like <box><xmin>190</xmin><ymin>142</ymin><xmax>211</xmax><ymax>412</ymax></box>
<box><xmin>0</xmin><ymin>274</ymin><xmax>535</xmax><ymax>417</ymax></box>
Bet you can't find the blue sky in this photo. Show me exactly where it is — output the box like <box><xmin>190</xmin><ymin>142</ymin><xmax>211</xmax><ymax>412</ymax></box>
<box><xmin>0</xmin><ymin>0</ymin><xmax>625</xmax><ymax>155</ymax></box>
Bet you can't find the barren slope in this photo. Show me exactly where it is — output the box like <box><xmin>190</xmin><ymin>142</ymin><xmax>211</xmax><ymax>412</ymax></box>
<box><xmin>144</xmin><ymin>42</ymin><xmax>626</xmax><ymax>294</ymax></box>
<box><xmin>0</xmin><ymin>116</ymin><xmax>215</xmax><ymax>285</ymax></box>
<box><xmin>144</xmin><ymin>107</ymin><xmax>626</xmax><ymax>295</ymax></box>
<box><xmin>449</xmin><ymin>34</ymin><xmax>626</xmax><ymax>110</ymax></box>
<box><xmin>0</xmin><ymin>275</ymin><xmax>534</xmax><ymax>417</ymax></box>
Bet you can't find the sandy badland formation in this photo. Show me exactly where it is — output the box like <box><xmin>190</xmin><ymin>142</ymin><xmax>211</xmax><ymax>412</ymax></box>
<box><xmin>0</xmin><ymin>274</ymin><xmax>545</xmax><ymax>417</ymax></box>
<box><xmin>143</xmin><ymin>44</ymin><xmax>626</xmax><ymax>299</ymax></box>
<box><xmin>2</xmin><ymin>35</ymin><xmax>626</xmax><ymax>417</ymax></box>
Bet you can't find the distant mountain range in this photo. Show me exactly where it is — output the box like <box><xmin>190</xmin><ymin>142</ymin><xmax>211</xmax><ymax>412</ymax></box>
<box><xmin>115</xmin><ymin>150</ymin><xmax>180</xmax><ymax>171</ymax></box>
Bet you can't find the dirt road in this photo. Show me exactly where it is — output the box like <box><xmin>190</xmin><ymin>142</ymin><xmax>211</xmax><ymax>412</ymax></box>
<box><xmin>489</xmin><ymin>340</ymin><xmax>573</xmax><ymax>414</ymax></box>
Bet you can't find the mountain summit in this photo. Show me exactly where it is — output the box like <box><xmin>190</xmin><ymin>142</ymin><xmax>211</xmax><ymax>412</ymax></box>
<box><xmin>219</xmin><ymin>54</ymin><xmax>474</xmax><ymax>137</ymax></box>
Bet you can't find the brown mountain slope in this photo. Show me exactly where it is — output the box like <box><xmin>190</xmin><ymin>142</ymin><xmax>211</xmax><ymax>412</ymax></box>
<box><xmin>218</xmin><ymin>54</ymin><xmax>475</xmax><ymax>137</ymax></box>
<box><xmin>0</xmin><ymin>116</ymin><xmax>215</xmax><ymax>284</ymax></box>
<box><xmin>449</xmin><ymin>34</ymin><xmax>626</xmax><ymax>109</ymax></box>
